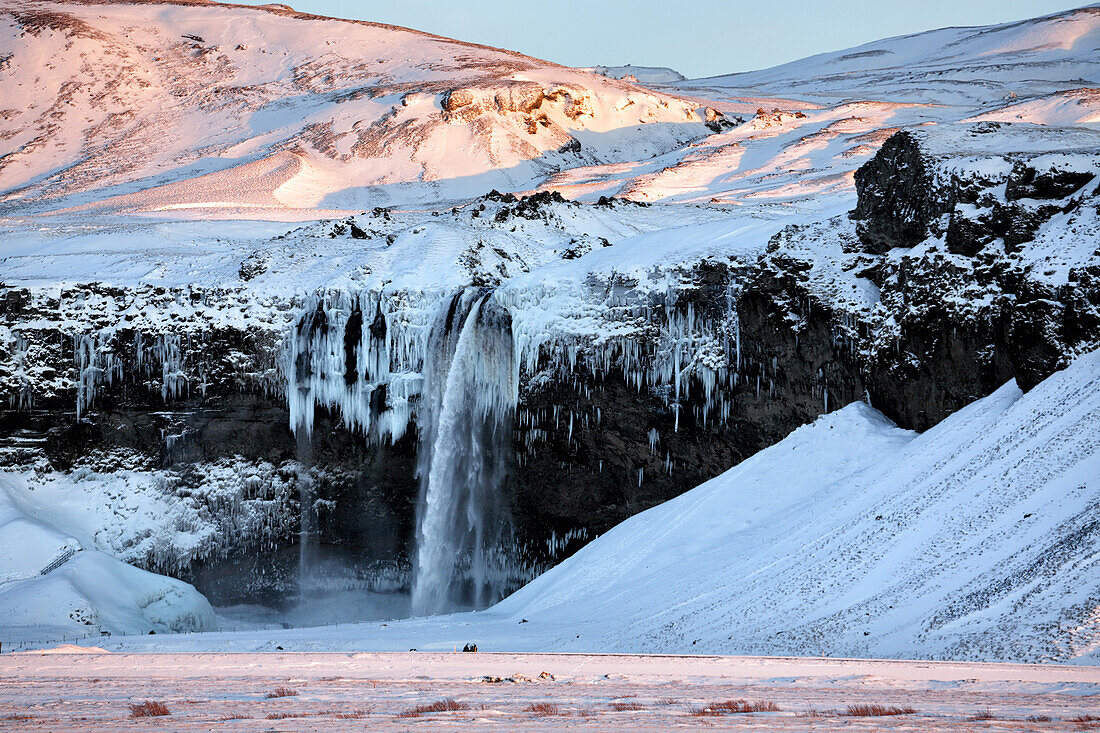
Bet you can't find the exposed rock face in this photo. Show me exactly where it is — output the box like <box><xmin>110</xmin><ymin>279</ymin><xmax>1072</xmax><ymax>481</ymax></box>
<box><xmin>853</xmin><ymin>130</ymin><xmax>946</xmax><ymax>252</ymax></box>
<box><xmin>441</xmin><ymin>82</ymin><xmax>547</xmax><ymax>122</ymax></box>
<box><xmin>0</xmin><ymin>284</ymin><xmax>288</xmax><ymax>413</ymax></box>
<box><xmin>850</xmin><ymin>124</ymin><xmax>1099</xmax><ymax>395</ymax></box>
<box><xmin>853</xmin><ymin>123</ymin><xmax>1099</xmax><ymax>257</ymax></box>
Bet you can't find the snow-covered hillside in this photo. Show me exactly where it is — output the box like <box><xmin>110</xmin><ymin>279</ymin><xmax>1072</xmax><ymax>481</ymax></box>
<box><xmin>587</xmin><ymin>64</ymin><xmax>686</xmax><ymax>84</ymax></box>
<box><xmin>683</xmin><ymin>5</ymin><xmax>1100</xmax><ymax>106</ymax></box>
<box><xmin>494</xmin><ymin>350</ymin><xmax>1100</xmax><ymax>662</ymax></box>
<box><xmin>0</xmin><ymin>0</ymin><xmax>719</xmax><ymax>215</ymax></box>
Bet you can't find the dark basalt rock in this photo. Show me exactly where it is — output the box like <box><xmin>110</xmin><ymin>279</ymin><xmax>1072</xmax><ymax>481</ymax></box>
<box><xmin>1005</xmin><ymin>163</ymin><xmax>1094</xmax><ymax>201</ymax></box>
<box><xmin>505</xmin><ymin>259</ymin><xmax>863</xmax><ymax>573</ymax></box>
<box><xmin>853</xmin><ymin>127</ymin><xmax>1097</xmax><ymax>259</ymax></box>
<box><xmin>945</xmin><ymin>210</ymin><xmax>995</xmax><ymax>256</ymax></box>
<box><xmin>852</xmin><ymin>131</ymin><xmax>949</xmax><ymax>253</ymax></box>
<box><xmin>703</xmin><ymin>107</ymin><xmax>738</xmax><ymax>133</ymax></box>
<box><xmin>557</xmin><ymin>137</ymin><xmax>581</xmax><ymax>154</ymax></box>
<box><xmin>1007</xmin><ymin>298</ymin><xmax>1067</xmax><ymax>391</ymax></box>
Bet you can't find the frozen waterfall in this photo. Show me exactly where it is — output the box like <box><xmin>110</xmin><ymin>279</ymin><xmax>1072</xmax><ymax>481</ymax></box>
<box><xmin>295</xmin><ymin>423</ymin><xmax>316</xmax><ymax>598</ymax></box>
<box><xmin>284</xmin><ymin>276</ymin><xmax>747</xmax><ymax>616</ymax></box>
<box><xmin>286</xmin><ymin>286</ymin><xmax>520</xmax><ymax>616</ymax></box>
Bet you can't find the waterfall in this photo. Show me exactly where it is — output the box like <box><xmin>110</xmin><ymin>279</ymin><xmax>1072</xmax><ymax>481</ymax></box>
<box><xmin>296</xmin><ymin>423</ymin><xmax>316</xmax><ymax>598</ymax></box>
<box><xmin>286</xmin><ymin>286</ymin><xmax>522</xmax><ymax>615</ymax></box>
<box><xmin>411</xmin><ymin>289</ymin><xmax>517</xmax><ymax>616</ymax></box>
<box><xmin>283</xmin><ymin>276</ymin><xmax>743</xmax><ymax>616</ymax></box>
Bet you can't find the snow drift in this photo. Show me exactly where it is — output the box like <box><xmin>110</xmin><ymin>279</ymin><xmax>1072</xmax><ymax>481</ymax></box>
<box><xmin>0</xmin><ymin>473</ymin><xmax>217</xmax><ymax>640</ymax></box>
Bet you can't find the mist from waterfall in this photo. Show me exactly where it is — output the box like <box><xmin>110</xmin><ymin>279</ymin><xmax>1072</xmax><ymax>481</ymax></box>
<box><xmin>411</xmin><ymin>289</ymin><xmax>517</xmax><ymax>616</ymax></box>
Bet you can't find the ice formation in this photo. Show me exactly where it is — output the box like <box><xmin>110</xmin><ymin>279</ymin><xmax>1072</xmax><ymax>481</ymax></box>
<box><xmin>287</xmin><ymin>288</ymin><xmax>444</xmax><ymax>444</ymax></box>
<box><xmin>286</xmin><ymin>287</ymin><xmax>523</xmax><ymax>613</ymax></box>
<box><xmin>284</xmin><ymin>271</ymin><xmax>748</xmax><ymax>613</ymax></box>
<box><xmin>502</xmin><ymin>274</ymin><xmax>744</xmax><ymax>431</ymax></box>
<box><xmin>74</xmin><ymin>331</ymin><xmax>194</xmax><ymax>419</ymax></box>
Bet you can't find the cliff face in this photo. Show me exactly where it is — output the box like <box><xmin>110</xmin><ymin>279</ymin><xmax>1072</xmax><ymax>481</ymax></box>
<box><xmin>3</xmin><ymin>123</ymin><xmax>1096</xmax><ymax>607</ymax></box>
<box><xmin>510</xmin><ymin>124</ymin><xmax>1100</xmax><ymax>559</ymax></box>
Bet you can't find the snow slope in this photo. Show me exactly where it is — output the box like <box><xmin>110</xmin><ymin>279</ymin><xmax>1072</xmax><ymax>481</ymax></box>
<box><xmin>683</xmin><ymin>5</ymin><xmax>1100</xmax><ymax>106</ymax></box>
<box><xmin>9</xmin><ymin>0</ymin><xmax>1093</xmax><ymax>222</ymax></box>
<box><xmin>2</xmin><ymin>1</ymin><xmax>1092</xmax><ymax>229</ymax></box>
<box><xmin>967</xmin><ymin>88</ymin><xmax>1100</xmax><ymax>126</ymax></box>
<box><xmin>492</xmin><ymin>349</ymin><xmax>1100</xmax><ymax>662</ymax></box>
<box><xmin>0</xmin><ymin>473</ymin><xmax>216</xmax><ymax>640</ymax></box>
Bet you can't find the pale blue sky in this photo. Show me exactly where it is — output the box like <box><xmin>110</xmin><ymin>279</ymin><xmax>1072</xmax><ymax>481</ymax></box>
<box><xmin>287</xmin><ymin>0</ymin><xmax>1092</xmax><ymax>78</ymax></box>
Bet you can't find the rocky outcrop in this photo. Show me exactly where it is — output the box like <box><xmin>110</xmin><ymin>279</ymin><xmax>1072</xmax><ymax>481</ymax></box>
<box><xmin>852</xmin><ymin>130</ymin><xmax>946</xmax><ymax>252</ymax></box>
<box><xmin>849</xmin><ymin>124</ymin><xmax>1099</xmax><ymax>394</ymax></box>
<box><xmin>853</xmin><ymin>123</ymin><xmax>1099</xmax><ymax>256</ymax></box>
<box><xmin>441</xmin><ymin>81</ymin><xmax>547</xmax><ymax>123</ymax></box>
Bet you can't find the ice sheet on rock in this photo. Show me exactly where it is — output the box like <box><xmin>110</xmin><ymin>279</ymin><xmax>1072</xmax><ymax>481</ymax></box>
<box><xmin>1</xmin><ymin>460</ymin><xmax>298</xmax><ymax>578</ymax></box>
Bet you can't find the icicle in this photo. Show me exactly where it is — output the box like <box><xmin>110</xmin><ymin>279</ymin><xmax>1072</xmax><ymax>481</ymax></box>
<box><xmin>74</xmin><ymin>331</ymin><xmax>122</xmax><ymax>418</ymax></box>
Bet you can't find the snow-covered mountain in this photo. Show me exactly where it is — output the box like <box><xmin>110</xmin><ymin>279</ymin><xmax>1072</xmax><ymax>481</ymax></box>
<box><xmin>682</xmin><ymin>4</ymin><xmax>1100</xmax><ymax>107</ymax></box>
<box><xmin>0</xmin><ymin>1</ymin><xmax>1097</xmax><ymax>657</ymax></box>
<box><xmin>0</xmin><ymin>0</ymin><xmax>718</xmax><ymax>215</ymax></box>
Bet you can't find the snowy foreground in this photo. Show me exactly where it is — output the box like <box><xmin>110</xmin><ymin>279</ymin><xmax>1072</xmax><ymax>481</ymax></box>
<box><xmin>2</xmin><ymin>649</ymin><xmax>1099</xmax><ymax>731</ymax></box>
